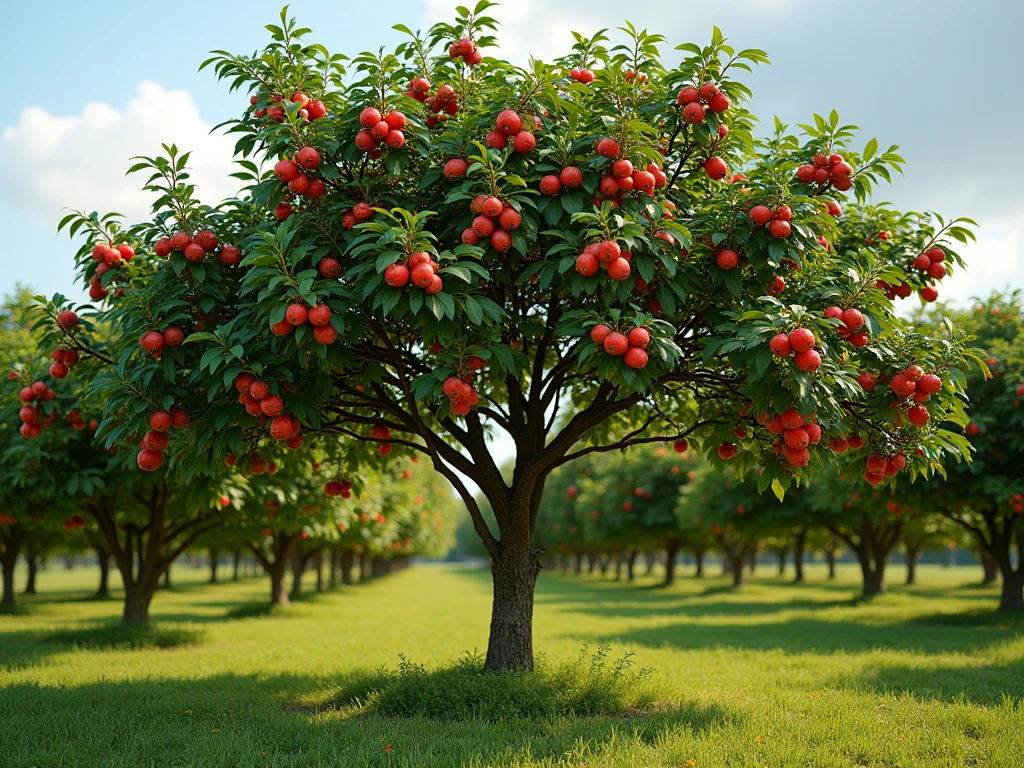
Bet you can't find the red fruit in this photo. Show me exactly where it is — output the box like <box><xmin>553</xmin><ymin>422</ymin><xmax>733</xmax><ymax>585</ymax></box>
<box><xmin>842</xmin><ymin>308</ymin><xmax>865</xmax><ymax>332</ymax></box>
<box><xmin>274</xmin><ymin>203</ymin><xmax>293</xmax><ymax>221</ymax></box>
<box><xmin>31</xmin><ymin>381</ymin><xmax>47</xmax><ymax>397</ymax></box>
<box><xmin>907</xmin><ymin>405</ymin><xmax>930</xmax><ymax>427</ymax></box>
<box><xmin>490</xmin><ymin>229</ymin><xmax>513</xmax><ymax>253</ymax></box>
<box><xmin>863</xmin><ymin>471</ymin><xmax>884</xmax><ymax>487</ymax></box>
<box><xmin>286</xmin><ymin>303</ymin><xmax>308</xmax><ymax>326</ymax></box>
<box><xmin>831</xmin><ymin>161</ymin><xmax>853</xmax><ymax>180</ymax></box>
<box><xmin>612</xmin><ymin>159</ymin><xmax>634</xmax><ymax>178</ymax></box>
<box><xmin>235</xmin><ymin>373</ymin><xmax>255</xmax><ymax>394</ymax></box>
<box><xmin>352</xmin><ymin>203</ymin><xmax>374</xmax><ymax>222</ymax></box>
<box><xmin>716</xmin><ymin>249</ymin><xmax>739</xmax><ymax>270</ymax></box>
<box><xmin>912</xmin><ymin>254</ymin><xmax>932</xmax><ymax>271</ymax></box>
<box><xmin>411</xmin><ymin>264</ymin><xmax>435</xmax><ymax>288</ymax></box>
<box><xmin>785</xmin><ymin>445</ymin><xmax>810</xmax><ymax>467</ymax></box>
<box><xmin>220</xmin><ymin>245</ymin><xmax>242</xmax><ymax>266</ymax></box>
<box><xmin>295</xmin><ymin>146</ymin><xmax>321</xmax><ymax>170</ymax></box>
<box><xmin>19</xmin><ymin>406</ymin><xmax>38</xmax><ymax>423</ymax></box>
<box><xmin>115</xmin><ymin>243</ymin><xmax>135</xmax><ymax>262</ymax></box>
<box><xmin>927</xmin><ymin>247</ymin><xmax>945</xmax><ymax>262</ymax></box>
<box><xmin>498</xmin><ymin>207</ymin><xmax>522</xmax><ymax>230</ymax></box>
<box><xmin>921</xmin><ymin>285</ymin><xmax>939</xmax><ymax>302</ymax></box>
<box><xmin>632</xmin><ymin>171</ymin><xmax>656</xmax><ymax>195</ymax></box>
<box><xmin>598</xmin><ymin>175</ymin><xmax>619</xmax><ymax>196</ymax></box>
<box><xmin>927</xmin><ymin>262</ymin><xmax>947</xmax><ymax>280</ymax></box>
<box><xmin>891</xmin><ymin>374</ymin><xmax>917</xmax><ymax>397</ymax></box>
<box><xmin>676</xmin><ymin>86</ymin><xmax>700</xmax><ymax>105</ymax></box>
<box><xmin>826</xmin><ymin>201</ymin><xmax>842</xmax><ymax>217</ymax></box>
<box><xmin>444</xmin><ymin>158</ymin><xmax>469</xmax><ymax>178</ymax></box>
<box><xmin>857</xmin><ymin>371</ymin><xmax>878</xmax><ymax>391</ymax></box>
<box><xmin>560</xmin><ymin>166</ymin><xmax>583</xmax><ymax>187</ymax></box>
<box><xmin>825</xmin><ymin>306</ymin><xmax>844</xmax><ymax>322</ymax></box>
<box><xmin>703</xmin><ymin>157</ymin><xmax>728</xmax><ymax>180</ymax></box>
<box><xmin>607</xmin><ymin>257</ymin><xmax>631</xmax><ymax>280</ymax></box>
<box><xmin>512</xmin><ymin>132</ymin><xmax>535</xmax><ymax>153</ymax></box>
<box><xmin>540</xmin><ymin>175</ymin><xmax>562</xmax><ymax>195</ymax></box>
<box><xmin>496</xmin><ymin>109</ymin><xmax>523</xmax><ymax>135</ymax></box>
<box><xmin>143</xmin><ymin>430</ymin><xmax>168</xmax><ymax>452</ymax></box>
<box><xmin>49</xmin><ymin>361</ymin><xmax>68</xmax><ymax>378</ymax></box>
<box><xmin>848</xmin><ymin>434</ymin><xmax>865</xmax><ymax>449</ymax></box>
<box><xmin>484</xmin><ymin>129</ymin><xmax>508</xmax><ymax>149</ymax></box>
<box><xmin>260</xmin><ymin>394</ymin><xmax>284</xmax><ymax>417</ymax></box>
<box><xmin>137</xmin><ymin>449</ymin><xmax>164</xmax><ymax>472</ymax></box>
<box><xmin>274</xmin><ymin>159</ymin><xmax>299</xmax><ymax>183</ymax></box>
<box><xmin>770</xmin><ymin>334</ymin><xmax>792</xmax><ymax>357</ymax></box>
<box><xmin>769</xmin><ymin>220</ymin><xmax>791</xmax><ymax>239</ymax></box>
<box><xmin>603</xmin><ymin>332</ymin><xmax>628</xmax><ymax>356</ymax></box>
<box><xmin>718</xmin><ymin>442</ymin><xmax>737</xmax><ymax>460</ymax></box>
<box><xmin>169</xmin><ymin>232</ymin><xmax>191</xmax><ymax>251</ymax></box>
<box><xmin>64</xmin><ymin>350</ymin><xmax>80</xmax><ymax>366</ymax></box>
<box><xmin>150</xmin><ymin>410</ymin><xmax>173</xmax><ymax>431</ymax></box>
<box><xmin>627</xmin><ymin>328</ymin><xmax>650</xmax><ymax>348</ymax></box>
<box><xmin>590</xmin><ymin>324</ymin><xmax>612</xmax><ymax>344</ymax></box>
<box><xmin>624</xmin><ymin>347</ymin><xmax>648</xmax><ymax>369</ymax></box>
<box><xmin>749</xmin><ymin>205</ymin><xmax>772</xmax><ymax>226</ymax></box>
<box><xmin>154</xmin><ymin>238</ymin><xmax>172</xmax><ymax>257</ymax></box>
<box><xmin>904</xmin><ymin>364</ymin><xmax>924</xmax><ymax>382</ymax></box>
<box><xmin>410</xmin><ymin>77</ymin><xmax>431</xmax><ymax>93</ymax></box>
<box><xmin>271</xmin><ymin>318</ymin><xmax>292</xmax><ymax>335</ymax></box>
<box><xmin>482</xmin><ymin>196</ymin><xmax>504</xmax><ymax>217</ymax></box>
<box><xmin>794</xmin><ymin>349</ymin><xmax>822</xmax><ymax>372</ymax></box>
<box><xmin>796</xmin><ymin>165</ymin><xmax>816</xmax><ymax>183</ymax></box>
<box><xmin>708</xmin><ymin>92</ymin><xmax>730</xmax><ymax>112</ymax></box>
<box><xmin>596</xmin><ymin>138</ymin><xmax>620</xmax><ymax>158</ymax></box>
<box><xmin>308</xmin><ymin>304</ymin><xmax>331</xmax><ymax>326</ymax></box>
<box><xmin>158</xmin><ymin>327</ymin><xmax>183</xmax><ymax>349</ymax></box>
<box><xmin>140</xmin><ymin>331</ymin><xmax>165</xmax><ymax>358</ymax></box>
<box><xmin>779</xmin><ymin>409</ymin><xmax>804</xmax><ymax>430</ymax></box>
<box><xmin>788</xmin><ymin>328</ymin><xmax>815</xmax><ymax>353</ymax></box>
<box><xmin>828</xmin><ymin>437</ymin><xmax>849</xmax><ymax>454</ymax></box>
<box><xmin>805</xmin><ymin>423</ymin><xmax>822</xmax><ymax>445</ymax></box>
<box><xmin>866</xmin><ymin>455</ymin><xmax>888</xmax><ymax>475</ymax></box>
<box><xmin>784</xmin><ymin>427</ymin><xmax>809</xmax><ymax>449</ymax></box>
<box><xmin>683</xmin><ymin>102</ymin><xmax>705</xmax><ymax>123</ymax></box>
<box><xmin>359</xmin><ymin>107</ymin><xmax>382</xmax><ymax>128</ymax></box>
<box><xmin>288</xmin><ymin>173</ymin><xmax>310</xmax><ymax>195</ymax></box>
<box><xmin>383</xmin><ymin>130</ymin><xmax>404</xmax><ymax>148</ymax></box>
<box><xmin>169</xmin><ymin>407</ymin><xmax>189</xmax><ymax>429</ymax></box>
<box><xmin>918</xmin><ymin>373</ymin><xmax>942</xmax><ymax>394</ymax></box>
<box><xmin>184</xmin><ymin>243</ymin><xmax>205</xmax><ymax>263</ymax></box>
<box><xmin>355</xmin><ymin>130</ymin><xmax>377</xmax><ymax>152</ymax></box>
<box><xmin>313</xmin><ymin>324</ymin><xmax>337</xmax><ymax>344</ymax></box>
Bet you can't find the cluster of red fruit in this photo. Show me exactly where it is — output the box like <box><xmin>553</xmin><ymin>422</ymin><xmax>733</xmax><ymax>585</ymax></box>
<box><xmin>824</xmin><ymin>305</ymin><xmax>868</xmax><ymax>347</ymax></box>
<box><xmin>270</xmin><ymin>301</ymin><xmax>335</xmax><ymax>344</ymax></box>
<box><xmin>575</xmin><ymin>240</ymin><xmax>632</xmax><ymax>281</ymax></box>
<box><xmin>154</xmin><ymin>229</ymin><xmax>239</xmax><ymax>266</ymax></box>
<box><xmin>442</xmin><ymin>362</ymin><xmax>484</xmax><ymax>416</ymax></box>
<box><xmin>676</xmin><ymin>82</ymin><xmax>730</xmax><ymax>123</ymax></box>
<box><xmin>137</xmin><ymin>407</ymin><xmax>190</xmax><ymax>471</ymax></box>
<box><xmin>234</xmin><ymin>373</ymin><xmax>304</xmax><ymax>449</ymax></box>
<box><xmin>384</xmin><ymin>252</ymin><xmax>444</xmax><ymax>295</ymax></box>
<box><xmin>568</xmin><ymin>66</ymin><xmax>596</xmax><ymax>84</ymax></box>
<box><xmin>48</xmin><ymin>346</ymin><xmax>81</xmax><ymax>379</ymax></box>
<box><xmin>769</xmin><ymin>327</ymin><xmax>821</xmax><ymax>372</ymax></box>
<box><xmin>370</xmin><ymin>425</ymin><xmax>393</xmax><ymax>455</ymax></box>
<box><xmin>64</xmin><ymin>409</ymin><xmax>94</xmax><ymax>432</ymax></box>
<box><xmin>484</xmin><ymin>109</ymin><xmax>536</xmax><ymax>153</ymax></box>
<box><xmin>538</xmin><ymin>165</ymin><xmax>582</xmax><ymax>196</ymax></box>
<box><xmin>355</xmin><ymin>106</ymin><xmax>407</xmax><ymax>153</ymax></box>
<box><xmin>862</xmin><ymin>452</ymin><xmax>907</xmax><ymax>487</ymax></box>
<box><xmin>251</xmin><ymin>91</ymin><xmax>327</xmax><ymax>122</ymax></box>
<box><xmin>461</xmin><ymin>195</ymin><xmax>521</xmax><ymax>253</ymax></box>
<box><xmin>273</xmin><ymin>148</ymin><xmax>326</xmax><ymax>202</ymax></box>
<box><xmin>223</xmin><ymin>451</ymin><xmax>276</xmax><ymax>475</ymax></box>
<box><xmin>596</xmin><ymin>156</ymin><xmax>668</xmax><ymax>200</ymax></box>
<box><xmin>589</xmin><ymin>324</ymin><xmax>650</xmax><ymax>370</ymax></box>
<box><xmin>761</xmin><ymin>408</ymin><xmax>823</xmax><ymax>469</ymax></box>
<box><xmin>17</xmin><ymin>381</ymin><xmax>57</xmax><ymax>439</ymax></box>
<box><xmin>447</xmin><ymin>37</ymin><xmax>483</xmax><ymax>66</ymax></box>
<box><xmin>62</xmin><ymin>515</ymin><xmax>87</xmax><ymax>531</ymax></box>
<box><xmin>324</xmin><ymin>479</ymin><xmax>353</xmax><ymax>498</ymax></box>
<box><xmin>1006</xmin><ymin>493</ymin><xmax>1023</xmax><ymax>514</ymax></box>
<box><xmin>888</xmin><ymin>364</ymin><xmax>943</xmax><ymax>428</ymax></box>
<box><xmin>0</xmin><ymin>513</ymin><xmax>18</xmax><ymax>525</ymax></box>
<box><xmin>88</xmin><ymin>242</ymin><xmax>134</xmax><ymax>299</ymax></box>
<box><xmin>139</xmin><ymin>326</ymin><xmax>184</xmax><ymax>358</ymax></box>
<box><xmin>795</xmin><ymin>152</ymin><xmax>855</xmax><ymax>192</ymax></box>
<box><xmin>749</xmin><ymin>204</ymin><xmax>793</xmax><ymax>239</ymax></box>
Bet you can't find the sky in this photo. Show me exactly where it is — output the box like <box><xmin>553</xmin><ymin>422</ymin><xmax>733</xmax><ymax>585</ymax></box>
<box><xmin>1</xmin><ymin>0</ymin><xmax>1022</xmax><ymax>476</ymax></box>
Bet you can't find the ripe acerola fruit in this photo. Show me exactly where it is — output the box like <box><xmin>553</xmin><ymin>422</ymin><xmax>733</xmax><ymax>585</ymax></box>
<box><xmin>770</xmin><ymin>334</ymin><xmax>792</xmax><ymax>357</ymax></box>
<box><xmin>576</xmin><ymin>252</ymin><xmax>599</xmax><ymax>276</ymax></box>
<box><xmin>140</xmin><ymin>331</ymin><xmax>165</xmax><ymax>358</ymax></box>
<box><xmin>143</xmin><ymin>430</ymin><xmax>168</xmax><ymax>451</ymax></box>
<box><xmin>286</xmin><ymin>303</ymin><xmax>308</xmax><ymax>326</ymax></box>
<box><xmin>683</xmin><ymin>102</ymin><xmax>705</xmax><ymax>123</ymax></box>
<box><xmin>539</xmin><ymin>175</ymin><xmax>562</xmax><ymax>195</ymax></box>
<box><xmin>907</xmin><ymin>405</ymin><xmax>930</xmax><ymax>426</ymax></box>
<box><xmin>220</xmin><ymin>245</ymin><xmax>242</xmax><ymax>266</ymax></box>
<box><xmin>703</xmin><ymin>157</ymin><xmax>728</xmax><ymax>180</ymax></box>
<box><xmin>137</xmin><ymin>449</ymin><xmax>164</xmax><ymax>472</ymax></box>
<box><xmin>596</xmin><ymin>138</ymin><xmax>620</xmax><ymax>158</ymax></box>
<box><xmin>607</xmin><ymin>257</ymin><xmax>631</xmax><ymax>280</ymax></box>
<box><xmin>496</xmin><ymin>109</ymin><xmax>523</xmax><ymax>135</ymax></box>
<box><xmin>163</xmin><ymin>327</ymin><xmax>184</xmax><ymax>348</ymax></box>
<box><xmin>296</xmin><ymin>146</ymin><xmax>320</xmax><ymax>169</ymax></box>
<box><xmin>274</xmin><ymin>159</ymin><xmax>299</xmax><ymax>182</ymax></box>
<box><xmin>498</xmin><ymin>207</ymin><xmax>522</xmax><ymax>230</ymax></box>
<box><xmin>627</xmin><ymin>327</ymin><xmax>650</xmax><ymax>348</ymax></box>
<box><xmin>313</xmin><ymin>324</ymin><xmax>337</xmax><ymax>345</ymax></box>
<box><xmin>716</xmin><ymin>249</ymin><xmax>739</xmax><ymax>270</ymax></box>
<box><xmin>718</xmin><ymin>442</ymin><xmax>737</xmax><ymax>460</ymax></box>
<box><xmin>560</xmin><ymin>166</ymin><xmax>583</xmax><ymax>187</ymax></box>
<box><xmin>624</xmin><ymin>347</ymin><xmax>648</xmax><ymax>369</ymax></box>
<box><xmin>768</xmin><ymin>220</ymin><xmax>791</xmax><ymax>239</ymax></box>
<box><xmin>788</xmin><ymin>328</ymin><xmax>815</xmax><ymax>353</ymax></box>
<box><xmin>512</xmin><ymin>132</ymin><xmax>536</xmax><ymax>153</ymax></box>
<box><xmin>444</xmin><ymin>158</ymin><xmax>468</xmax><ymax>178</ymax></box>
<box><xmin>590</xmin><ymin>324</ymin><xmax>612</xmax><ymax>344</ymax></box>
<box><xmin>918</xmin><ymin>373</ymin><xmax>942</xmax><ymax>394</ymax></box>
<box><xmin>749</xmin><ymin>205</ymin><xmax>772</xmax><ymax>226</ymax></box>
<box><xmin>603</xmin><ymin>332</ymin><xmax>628</xmax><ymax>356</ymax></box>
<box><xmin>794</xmin><ymin>349</ymin><xmax>821</xmax><ymax>372</ymax></box>
<box><xmin>308</xmin><ymin>304</ymin><xmax>331</xmax><ymax>326</ymax></box>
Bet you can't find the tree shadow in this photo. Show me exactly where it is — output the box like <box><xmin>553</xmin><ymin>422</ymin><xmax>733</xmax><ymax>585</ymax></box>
<box><xmin>0</xmin><ymin>672</ymin><xmax>735</xmax><ymax>768</ymax></box>
<box><xmin>834</xmin><ymin>661</ymin><xmax>1024</xmax><ymax>706</ymax></box>
<box><xmin>41</xmin><ymin>621</ymin><xmax>207</xmax><ymax>651</ymax></box>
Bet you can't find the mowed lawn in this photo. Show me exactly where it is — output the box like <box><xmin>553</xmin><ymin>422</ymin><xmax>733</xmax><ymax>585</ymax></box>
<box><xmin>1</xmin><ymin>561</ymin><xmax>1022</xmax><ymax>767</ymax></box>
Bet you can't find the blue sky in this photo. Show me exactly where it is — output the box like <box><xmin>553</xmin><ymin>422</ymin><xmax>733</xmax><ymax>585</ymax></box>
<box><xmin>2</xmin><ymin>0</ymin><xmax>1022</xmax><ymax>306</ymax></box>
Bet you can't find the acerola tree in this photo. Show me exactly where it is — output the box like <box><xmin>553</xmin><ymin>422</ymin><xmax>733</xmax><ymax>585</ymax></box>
<box><xmin>916</xmin><ymin>293</ymin><xmax>1024</xmax><ymax>609</ymax></box>
<box><xmin>37</xmin><ymin>6</ymin><xmax>979</xmax><ymax>669</ymax></box>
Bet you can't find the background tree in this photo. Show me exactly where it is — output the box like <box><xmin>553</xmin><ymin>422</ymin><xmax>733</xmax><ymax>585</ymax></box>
<box><xmin>34</xmin><ymin>6</ymin><xmax>978</xmax><ymax>669</ymax></box>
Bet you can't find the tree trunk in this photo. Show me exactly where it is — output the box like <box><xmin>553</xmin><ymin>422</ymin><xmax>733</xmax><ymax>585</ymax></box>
<box><xmin>905</xmin><ymin>541</ymin><xmax>923</xmax><ymax>586</ymax></box>
<box><xmin>484</xmin><ymin>544</ymin><xmax>539</xmax><ymax>671</ymax></box>
<box><xmin>587</xmin><ymin>553</ymin><xmax>596</xmax><ymax>573</ymax></box>
<box><xmin>862</xmin><ymin>565</ymin><xmax>885</xmax><ymax>597</ymax></box>
<box><xmin>122</xmin><ymin>585</ymin><xmax>155</xmax><ymax>626</ymax></box>
<box><xmin>825</xmin><ymin>547</ymin><xmax>837</xmax><ymax>579</ymax></box>
<box><xmin>793</xmin><ymin>529</ymin><xmax>806</xmax><ymax>583</ymax></box>
<box><xmin>1</xmin><ymin>537</ymin><xmax>19</xmax><ymax>609</ymax></box>
<box><xmin>209</xmin><ymin>549</ymin><xmax>219</xmax><ymax>583</ymax></box>
<box><xmin>732</xmin><ymin>559</ymin><xmax>745</xmax><ymax>587</ymax></box>
<box><xmin>163</xmin><ymin>563</ymin><xmax>172</xmax><ymax>589</ymax></box>
<box><xmin>341</xmin><ymin>550</ymin><xmax>354</xmax><ymax>585</ymax></box>
<box><xmin>625</xmin><ymin>549</ymin><xmax>637</xmax><ymax>581</ymax></box>
<box><xmin>270</xmin><ymin>562</ymin><xmax>289</xmax><ymax>606</ymax></box>
<box><xmin>598</xmin><ymin>554</ymin><xmax>609</xmax><ymax>576</ymax></box>
<box><xmin>232</xmin><ymin>550</ymin><xmax>241</xmax><ymax>581</ymax></box>
<box><xmin>664</xmin><ymin>541</ymin><xmax>681</xmax><ymax>586</ymax></box>
<box><xmin>63</xmin><ymin>554</ymin><xmax>75</xmax><ymax>570</ymax></box>
<box><xmin>614</xmin><ymin>553</ymin><xmax>623</xmax><ymax>581</ymax></box>
<box><xmin>999</xmin><ymin>570</ymin><xmax>1024</xmax><ymax>611</ymax></box>
<box><xmin>574</xmin><ymin>553</ymin><xmax>583</xmax><ymax>574</ymax></box>
<box><xmin>981</xmin><ymin>552</ymin><xmax>999</xmax><ymax>584</ymax></box>
<box><xmin>776</xmin><ymin>546</ymin><xmax>788</xmax><ymax>575</ymax></box>
<box><xmin>693</xmin><ymin>548</ymin><xmax>705</xmax><ymax>578</ymax></box>
<box><xmin>96</xmin><ymin>549</ymin><xmax>111</xmax><ymax>598</ymax></box>
<box><xmin>315</xmin><ymin>549</ymin><xmax>325</xmax><ymax>593</ymax></box>
<box><xmin>746</xmin><ymin>544</ymin><xmax>757</xmax><ymax>575</ymax></box>
<box><xmin>644</xmin><ymin>552</ymin><xmax>657</xmax><ymax>576</ymax></box>
<box><xmin>359</xmin><ymin>552</ymin><xmax>369</xmax><ymax>582</ymax></box>
<box><xmin>23</xmin><ymin>550</ymin><xmax>38</xmax><ymax>595</ymax></box>
<box><xmin>290</xmin><ymin>549</ymin><xmax>304</xmax><ymax>599</ymax></box>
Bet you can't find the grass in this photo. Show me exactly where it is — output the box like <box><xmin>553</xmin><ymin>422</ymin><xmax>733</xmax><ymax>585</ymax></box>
<box><xmin>0</xmin><ymin>561</ymin><xmax>1022</xmax><ymax>767</ymax></box>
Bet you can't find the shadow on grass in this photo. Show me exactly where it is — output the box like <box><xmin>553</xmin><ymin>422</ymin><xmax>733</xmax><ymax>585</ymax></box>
<box><xmin>835</xmin><ymin>660</ymin><xmax>1024</xmax><ymax>706</ymax></box>
<box><xmin>42</xmin><ymin>621</ymin><xmax>207</xmax><ymax>651</ymax></box>
<box><xmin>0</xmin><ymin>671</ymin><xmax>734</xmax><ymax>768</ymax></box>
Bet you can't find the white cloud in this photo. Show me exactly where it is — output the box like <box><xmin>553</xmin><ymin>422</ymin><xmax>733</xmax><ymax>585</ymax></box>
<box><xmin>941</xmin><ymin>215</ymin><xmax>1024</xmax><ymax>306</ymax></box>
<box><xmin>0</xmin><ymin>81</ymin><xmax>241</xmax><ymax>229</ymax></box>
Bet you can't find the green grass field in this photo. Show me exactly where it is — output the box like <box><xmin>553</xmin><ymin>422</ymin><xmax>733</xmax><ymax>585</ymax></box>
<box><xmin>1</xmin><ymin>561</ymin><xmax>1022</xmax><ymax>767</ymax></box>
